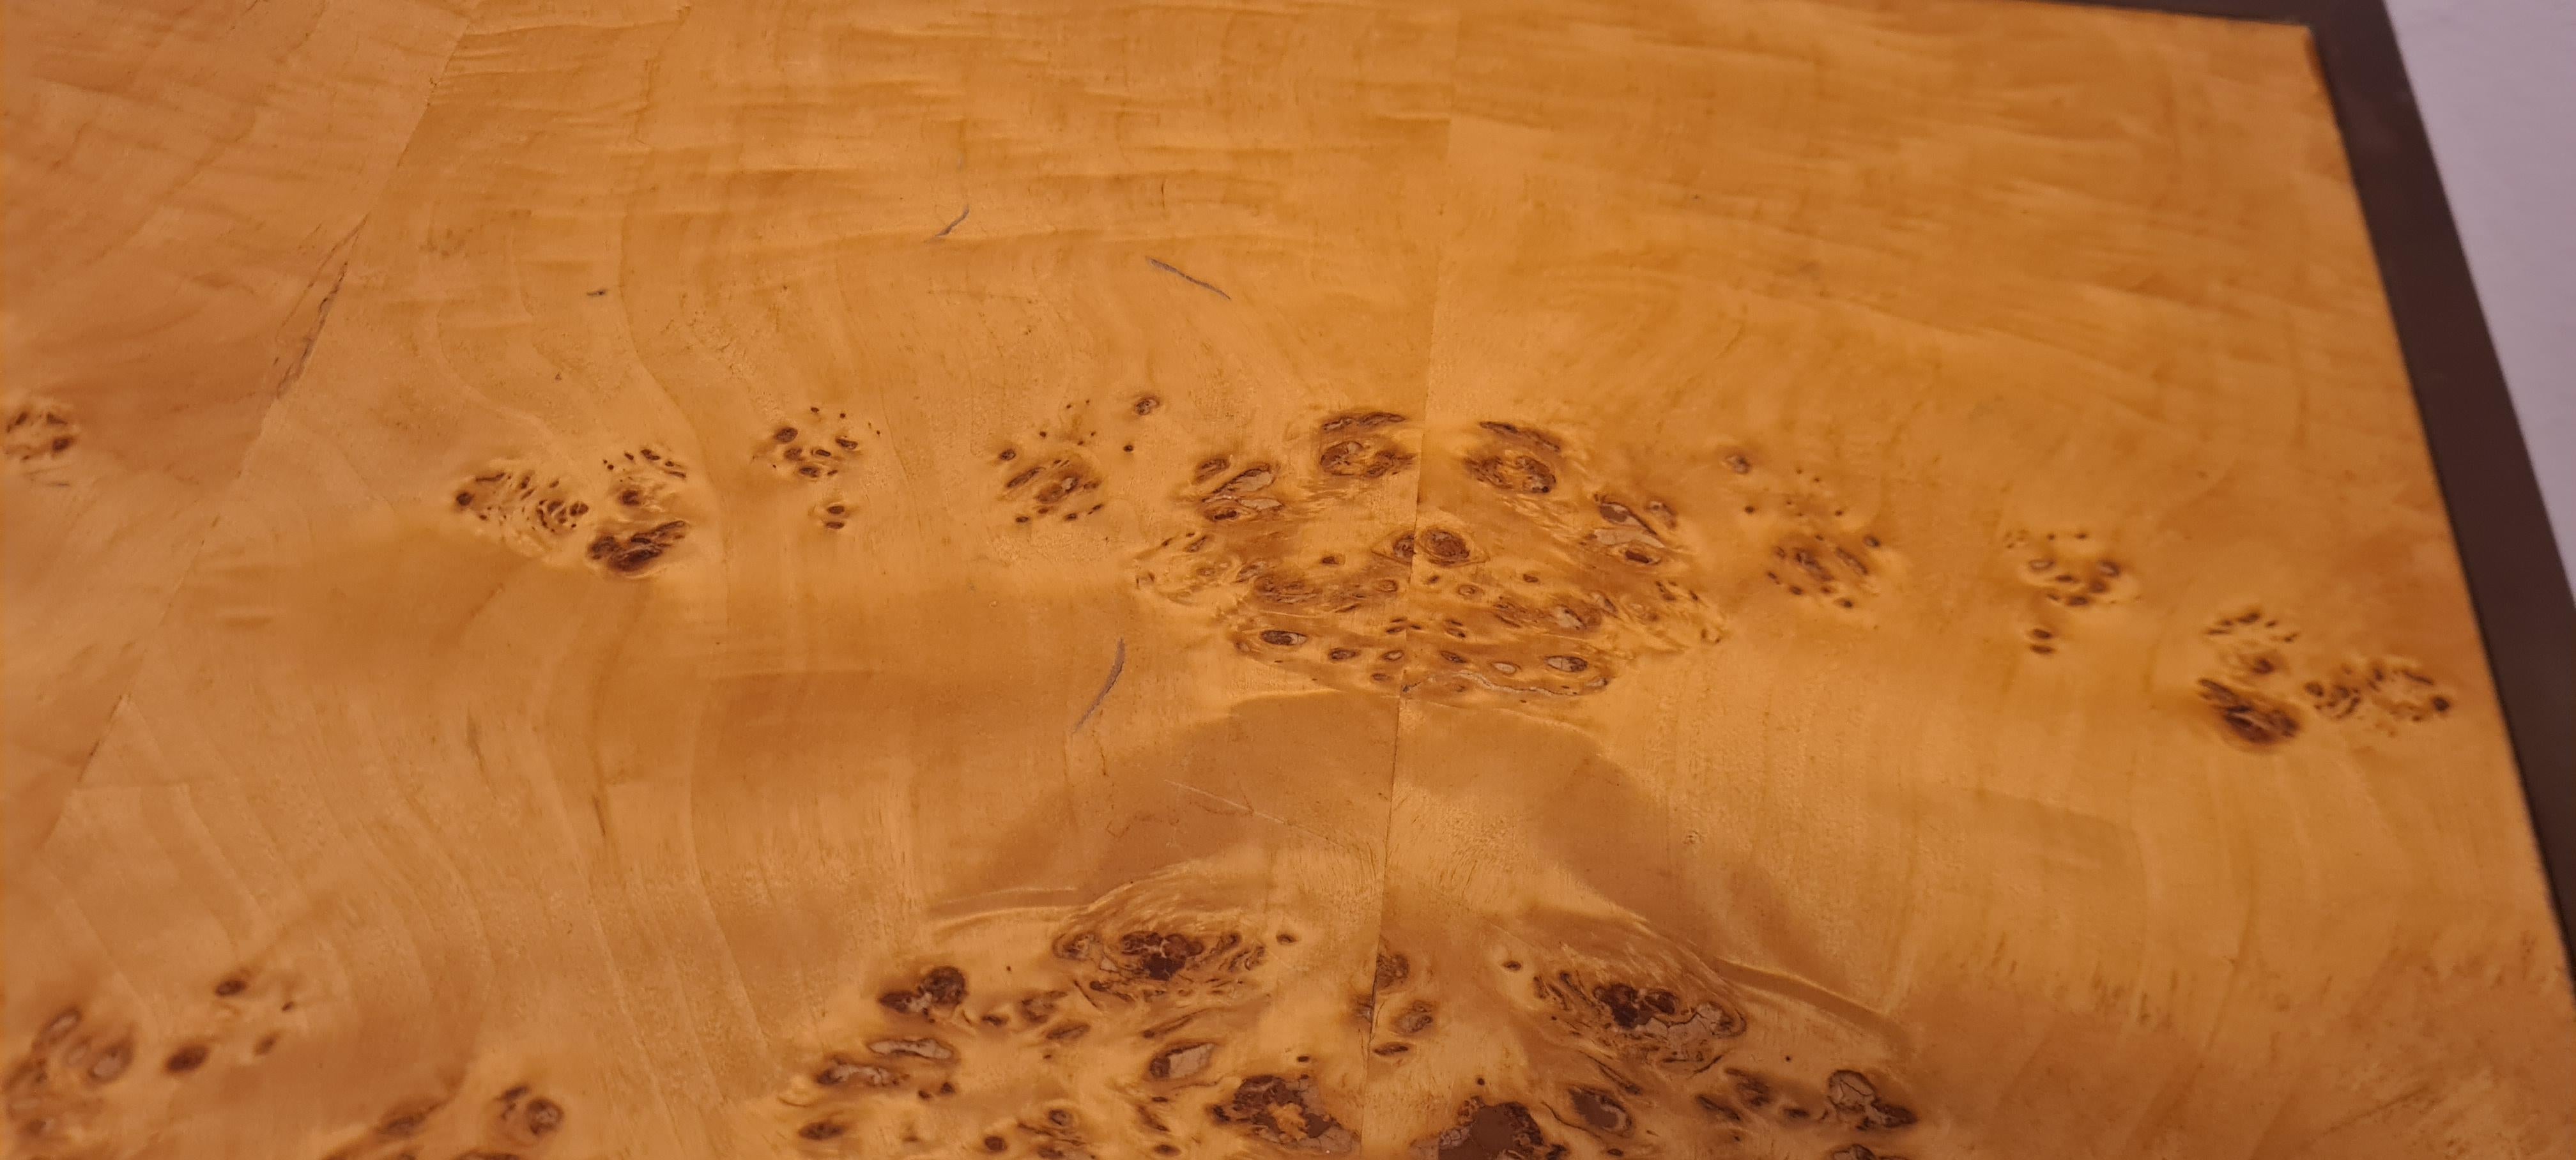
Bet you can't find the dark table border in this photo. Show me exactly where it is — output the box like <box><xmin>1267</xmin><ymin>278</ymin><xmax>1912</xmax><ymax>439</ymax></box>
<box><xmin>2032</xmin><ymin>0</ymin><xmax>2576</xmax><ymax>975</ymax></box>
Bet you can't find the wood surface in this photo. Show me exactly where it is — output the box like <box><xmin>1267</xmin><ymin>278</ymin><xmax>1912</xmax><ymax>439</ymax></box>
<box><xmin>7</xmin><ymin>1</ymin><xmax>2572</xmax><ymax>1159</ymax></box>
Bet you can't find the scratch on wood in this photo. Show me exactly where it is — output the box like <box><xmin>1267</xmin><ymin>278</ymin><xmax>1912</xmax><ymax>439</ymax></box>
<box><xmin>1162</xmin><ymin>780</ymin><xmax>1356</xmax><ymax>851</ymax></box>
<box><xmin>274</xmin><ymin>222</ymin><xmax>365</xmax><ymax>397</ymax></box>
<box><xmin>932</xmin><ymin>885</ymin><xmax>1082</xmax><ymax>915</ymax></box>
<box><xmin>1146</xmin><ymin>257</ymin><xmax>1231</xmax><ymax>301</ymax></box>
<box><xmin>931</xmin><ymin>205</ymin><xmax>969</xmax><ymax>240</ymax></box>
<box><xmin>276</xmin><ymin>261</ymin><xmax>349</xmax><ymax>397</ymax></box>
<box><xmin>1072</xmin><ymin>637</ymin><xmax>1125</xmax><ymax>733</ymax></box>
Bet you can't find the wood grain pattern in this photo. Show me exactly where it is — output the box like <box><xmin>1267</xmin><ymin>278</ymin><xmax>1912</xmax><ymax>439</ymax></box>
<box><xmin>3</xmin><ymin>0</ymin><xmax>475</xmax><ymax>866</ymax></box>
<box><xmin>7</xmin><ymin>1</ymin><xmax>2570</xmax><ymax>1159</ymax></box>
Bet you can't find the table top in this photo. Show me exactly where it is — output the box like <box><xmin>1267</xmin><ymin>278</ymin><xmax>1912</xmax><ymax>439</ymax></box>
<box><xmin>7</xmin><ymin>1</ymin><xmax>2569</xmax><ymax>1157</ymax></box>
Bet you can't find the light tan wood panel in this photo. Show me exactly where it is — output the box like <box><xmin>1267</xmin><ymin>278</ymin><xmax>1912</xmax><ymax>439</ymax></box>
<box><xmin>3</xmin><ymin>0</ymin><xmax>476</xmax><ymax>865</ymax></box>
<box><xmin>7</xmin><ymin>1</ymin><xmax>2571</xmax><ymax>1159</ymax></box>
<box><xmin>8</xmin><ymin>0</ymin><xmax>1453</xmax><ymax>1155</ymax></box>
<box><xmin>1364</xmin><ymin>4</ymin><xmax>2573</xmax><ymax>1159</ymax></box>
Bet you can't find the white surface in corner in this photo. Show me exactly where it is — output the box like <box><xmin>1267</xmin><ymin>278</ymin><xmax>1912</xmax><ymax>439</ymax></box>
<box><xmin>2388</xmin><ymin>0</ymin><xmax>2576</xmax><ymax>571</ymax></box>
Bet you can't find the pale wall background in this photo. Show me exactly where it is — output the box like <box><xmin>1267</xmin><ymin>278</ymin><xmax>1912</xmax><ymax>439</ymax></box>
<box><xmin>2388</xmin><ymin>0</ymin><xmax>2576</xmax><ymax>572</ymax></box>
